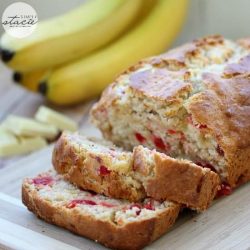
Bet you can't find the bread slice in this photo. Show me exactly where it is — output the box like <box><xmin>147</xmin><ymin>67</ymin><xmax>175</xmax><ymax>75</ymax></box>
<box><xmin>22</xmin><ymin>171</ymin><xmax>180</xmax><ymax>250</ymax></box>
<box><xmin>52</xmin><ymin>132</ymin><xmax>220</xmax><ymax>211</ymax></box>
<box><xmin>91</xmin><ymin>35</ymin><xmax>250</xmax><ymax>188</ymax></box>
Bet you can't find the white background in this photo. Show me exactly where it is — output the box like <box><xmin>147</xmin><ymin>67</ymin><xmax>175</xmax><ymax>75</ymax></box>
<box><xmin>0</xmin><ymin>0</ymin><xmax>249</xmax><ymax>47</ymax></box>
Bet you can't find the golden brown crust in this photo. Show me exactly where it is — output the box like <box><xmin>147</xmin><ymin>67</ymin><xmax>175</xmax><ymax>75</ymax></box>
<box><xmin>186</xmin><ymin>73</ymin><xmax>250</xmax><ymax>186</ymax></box>
<box><xmin>53</xmin><ymin>133</ymin><xmax>220</xmax><ymax>210</ymax></box>
<box><xmin>22</xmin><ymin>182</ymin><xmax>180</xmax><ymax>250</ymax></box>
<box><xmin>128</xmin><ymin>68</ymin><xmax>192</xmax><ymax>103</ymax></box>
<box><xmin>151</xmin><ymin>156</ymin><xmax>219</xmax><ymax>210</ymax></box>
<box><xmin>91</xmin><ymin>35</ymin><xmax>226</xmax><ymax>113</ymax></box>
<box><xmin>145</xmin><ymin>35</ymin><xmax>225</xmax><ymax>69</ymax></box>
<box><xmin>133</xmin><ymin>146</ymin><xmax>220</xmax><ymax>211</ymax></box>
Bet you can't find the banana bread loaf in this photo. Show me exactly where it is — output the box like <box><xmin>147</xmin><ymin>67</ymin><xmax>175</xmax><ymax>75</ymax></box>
<box><xmin>91</xmin><ymin>35</ymin><xmax>250</xmax><ymax>188</ymax></box>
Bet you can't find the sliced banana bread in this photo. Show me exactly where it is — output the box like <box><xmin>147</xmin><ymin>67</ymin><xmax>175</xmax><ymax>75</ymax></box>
<box><xmin>52</xmin><ymin>132</ymin><xmax>220</xmax><ymax>211</ymax></box>
<box><xmin>22</xmin><ymin>171</ymin><xmax>180</xmax><ymax>250</ymax></box>
<box><xmin>91</xmin><ymin>35</ymin><xmax>250</xmax><ymax>188</ymax></box>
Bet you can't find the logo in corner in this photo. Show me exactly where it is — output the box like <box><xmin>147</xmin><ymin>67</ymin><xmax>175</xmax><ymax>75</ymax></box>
<box><xmin>2</xmin><ymin>2</ymin><xmax>38</xmax><ymax>38</ymax></box>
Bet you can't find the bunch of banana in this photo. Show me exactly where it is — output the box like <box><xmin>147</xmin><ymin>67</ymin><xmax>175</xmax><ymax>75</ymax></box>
<box><xmin>1</xmin><ymin>0</ymin><xmax>188</xmax><ymax>106</ymax></box>
<box><xmin>1</xmin><ymin>0</ymin><xmax>144</xmax><ymax>71</ymax></box>
<box><xmin>12</xmin><ymin>70</ymin><xmax>47</xmax><ymax>92</ymax></box>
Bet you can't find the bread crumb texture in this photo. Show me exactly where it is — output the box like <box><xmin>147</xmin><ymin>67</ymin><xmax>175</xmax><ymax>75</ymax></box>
<box><xmin>22</xmin><ymin>171</ymin><xmax>180</xmax><ymax>250</ymax></box>
<box><xmin>24</xmin><ymin>170</ymin><xmax>177</xmax><ymax>224</ymax></box>
<box><xmin>91</xmin><ymin>35</ymin><xmax>250</xmax><ymax>187</ymax></box>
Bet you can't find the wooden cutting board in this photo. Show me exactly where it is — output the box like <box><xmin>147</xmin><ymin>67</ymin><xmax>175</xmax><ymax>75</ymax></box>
<box><xmin>1</xmin><ymin>146</ymin><xmax>250</xmax><ymax>250</ymax></box>
<box><xmin>0</xmin><ymin>65</ymin><xmax>250</xmax><ymax>250</ymax></box>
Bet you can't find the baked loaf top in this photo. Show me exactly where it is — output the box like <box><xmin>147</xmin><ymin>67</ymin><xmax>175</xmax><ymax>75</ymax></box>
<box><xmin>53</xmin><ymin>132</ymin><xmax>220</xmax><ymax>211</ymax></box>
<box><xmin>91</xmin><ymin>35</ymin><xmax>250</xmax><ymax>187</ymax></box>
<box><xmin>22</xmin><ymin>171</ymin><xmax>180</xmax><ymax>250</ymax></box>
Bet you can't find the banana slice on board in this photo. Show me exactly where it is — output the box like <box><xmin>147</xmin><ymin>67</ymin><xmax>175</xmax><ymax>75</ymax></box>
<box><xmin>0</xmin><ymin>135</ymin><xmax>47</xmax><ymax>157</ymax></box>
<box><xmin>2</xmin><ymin>115</ymin><xmax>59</xmax><ymax>140</ymax></box>
<box><xmin>35</xmin><ymin>106</ymin><xmax>78</xmax><ymax>132</ymax></box>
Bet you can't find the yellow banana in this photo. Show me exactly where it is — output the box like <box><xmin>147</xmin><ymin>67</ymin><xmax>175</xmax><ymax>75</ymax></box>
<box><xmin>39</xmin><ymin>0</ymin><xmax>188</xmax><ymax>106</ymax></box>
<box><xmin>0</xmin><ymin>0</ymin><xmax>143</xmax><ymax>72</ymax></box>
<box><xmin>13</xmin><ymin>70</ymin><xmax>47</xmax><ymax>92</ymax></box>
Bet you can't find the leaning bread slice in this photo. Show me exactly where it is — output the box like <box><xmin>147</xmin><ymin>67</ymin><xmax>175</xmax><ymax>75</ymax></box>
<box><xmin>53</xmin><ymin>132</ymin><xmax>220</xmax><ymax>211</ymax></box>
<box><xmin>22</xmin><ymin>171</ymin><xmax>180</xmax><ymax>250</ymax></box>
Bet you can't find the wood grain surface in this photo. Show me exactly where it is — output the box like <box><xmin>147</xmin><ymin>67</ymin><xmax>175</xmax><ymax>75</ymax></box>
<box><xmin>0</xmin><ymin>64</ymin><xmax>250</xmax><ymax>250</ymax></box>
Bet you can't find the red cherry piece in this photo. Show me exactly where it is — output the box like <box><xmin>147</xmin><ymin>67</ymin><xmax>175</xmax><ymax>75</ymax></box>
<box><xmin>85</xmin><ymin>200</ymin><xmax>97</xmax><ymax>205</ymax></box>
<box><xmin>66</xmin><ymin>201</ymin><xmax>77</xmax><ymax>209</ymax></box>
<box><xmin>167</xmin><ymin>129</ymin><xmax>177</xmax><ymax>134</ymax></box>
<box><xmin>144</xmin><ymin>200</ymin><xmax>155</xmax><ymax>210</ymax></box>
<box><xmin>99</xmin><ymin>202</ymin><xmax>116</xmax><ymax>208</ymax></box>
<box><xmin>135</xmin><ymin>132</ymin><xmax>146</xmax><ymax>143</ymax></box>
<box><xmin>33</xmin><ymin>176</ymin><xmax>53</xmax><ymax>185</ymax></box>
<box><xmin>197</xmin><ymin>124</ymin><xmax>208</xmax><ymax>129</ymax></box>
<box><xmin>217</xmin><ymin>183</ymin><xmax>232</xmax><ymax>197</ymax></box>
<box><xmin>216</xmin><ymin>145</ymin><xmax>224</xmax><ymax>156</ymax></box>
<box><xmin>99</xmin><ymin>165</ymin><xmax>111</xmax><ymax>176</ymax></box>
<box><xmin>153</xmin><ymin>137</ymin><xmax>166</xmax><ymax>151</ymax></box>
<box><xmin>67</xmin><ymin>199</ymin><xmax>97</xmax><ymax>208</ymax></box>
<box><xmin>136</xmin><ymin>210</ymin><xmax>141</xmax><ymax>216</ymax></box>
<box><xmin>130</xmin><ymin>204</ymin><xmax>142</xmax><ymax>215</ymax></box>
